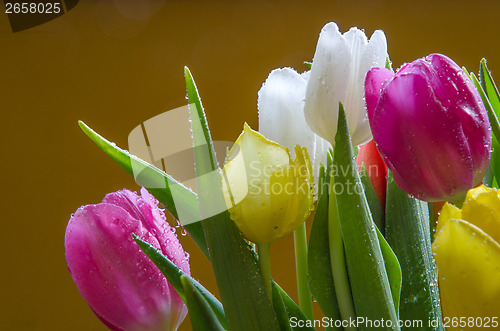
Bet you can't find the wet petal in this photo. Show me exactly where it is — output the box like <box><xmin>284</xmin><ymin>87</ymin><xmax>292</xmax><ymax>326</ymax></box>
<box><xmin>432</xmin><ymin>219</ymin><xmax>500</xmax><ymax>324</ymax></box>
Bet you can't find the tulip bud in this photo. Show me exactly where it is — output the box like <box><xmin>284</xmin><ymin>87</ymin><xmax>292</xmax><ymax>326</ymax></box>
<box><xmin>432</xmin><ymin>185</ymin><xmax>500</xmax><ymax>321</ymax></box>
<box><xmin>222</xmin><ymin>123</ymin><xmax>314</xmax><ymax>244</ymax></box>
<box><xmin>304</xmin><ymin>22</ymin><xmax>388</xmax><ymax>146</ymax></box>
<box><xmin>65</xmin><ymin>188</ymin><xmax>189</xmax><ymax>331</ymax></box>
<box><xmin>356</xmin><ymin>139</ymin><xmax>388</xmax><ymax>205</ymax></box>
<box><xmin>366</xmin><ymin>53</ymin><xmax>492</xmax><ymax>202</ymax></box>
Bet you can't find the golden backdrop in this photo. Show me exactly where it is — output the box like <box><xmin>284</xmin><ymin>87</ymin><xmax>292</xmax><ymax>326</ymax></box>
<box><xmin>2</xmin><ymin>1</ymin><xmax>500</xmax><ymax>330</ymax></box>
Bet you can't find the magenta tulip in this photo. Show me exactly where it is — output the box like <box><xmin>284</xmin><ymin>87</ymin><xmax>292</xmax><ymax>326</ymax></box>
<box><xmin>365</xmin><ymin>53</ymin><xmax>491</xmax><ymax>202</ymax></box>
<box><xmin>65</xmin><ymin>188</ymin><xmax>190</xmax><ymax>330</ymax></box>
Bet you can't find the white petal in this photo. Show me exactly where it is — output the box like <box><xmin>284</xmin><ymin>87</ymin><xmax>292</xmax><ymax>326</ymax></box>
<box><xmin>350</xmin><ymin>29</ymin><xmax>387</xmax><ymax>145</ymax></box>
<box><xmin>258</xmin><ymin>68</ymin><xmax>311</xmax><ymax>157</ymax></box>
<box><xmin>304</xmin><ymin>22</ymin><xmax>351</xmax><ymax>144</ymax></box>
<box><xmin>343</xmin><ymin>27</ymin><xmax>368</xmax><ymax>50</ymax></box>
<box><xmin>342</xmin><ymin>27</ymin><xmax>370</xmax><ymax>140</ymax></box>
<box><xmin>258</xmin><ymin>67</ymin><xmax>330</xmax><ymax>189</ymax></box>
<box><xmin>350</xmin><ymin>116</ymin><xmax>372</xmax><ymax>146</ymax></box>
<box><xmin>367</xmin><ymin>30</ymin><xmax>388</xmax><ymax>67</ymax></box>
<box><xmin>301</xmin><ymin>70</ymin><xmax>311</xmax><ymax>82</ymax></box>
<box><xmin>313</xmin><ymin>135</ymin><xmax>332</xmax><ymax>186</ymax></box>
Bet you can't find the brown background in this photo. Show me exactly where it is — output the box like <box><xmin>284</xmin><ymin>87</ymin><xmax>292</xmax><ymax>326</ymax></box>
<box><xmin>2</xmin><ymin>0</ymin><xmax>500</xmax><ymax>330</ymax></box>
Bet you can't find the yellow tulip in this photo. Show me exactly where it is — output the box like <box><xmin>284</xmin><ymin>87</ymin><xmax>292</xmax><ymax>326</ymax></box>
<box><xmin>222</xmin><ymin>123</ymin><xmax>314</xmax><ymax>244</ymax></box>
<box><xmin>432</xmin><ymin>185</ymin><xmax>500</xmax><ymax>329</ymax></box>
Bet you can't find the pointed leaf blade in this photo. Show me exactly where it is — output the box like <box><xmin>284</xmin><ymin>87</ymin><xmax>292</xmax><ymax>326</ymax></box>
<box><xmin>79</xmin><ymin>121</ymin><xmax>209</xmax><ymax>257</ymax></box>
<box><xmin>333</xmin><ymin>105</ymin><xmax>399</xmax><ymax>329</ymax></box>
<box><xmin>308</xmin><ymin>154</ymin><xmax>342</xmax><ymax>325</ymax></box>
<box><xmin>133</xmin><ymin>235</ymin><xmax>228</xmax><ymax>329</ymax></box>
<box><xmin>385</xmin><ymin>173</ymin><xmax>443</xmax><ymax>330</ymax></box>
<box><xmin>181</xmin><ymin>275</ymin><xmax>226</xmax><ymax>331</ymax></box>
<box><xmin>184</xmin><ymin>67</ymin><xmax>280</xmax><ymax>330</ymax></box>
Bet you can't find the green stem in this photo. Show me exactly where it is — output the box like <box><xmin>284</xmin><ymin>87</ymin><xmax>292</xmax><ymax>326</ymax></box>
<box><xmin>257</xmin><ymin>242</ymin><xmax>272</xmax><ymax>300</ymax></box>
<box><xmin>328</xmin><ymin>174</ymin><xmax>357</xmax><ymax>331</ymax></box>
<box><xmin>293</xmin><ymin>223</ymin><xmax>314</xmax><ymax>320</ymax></box>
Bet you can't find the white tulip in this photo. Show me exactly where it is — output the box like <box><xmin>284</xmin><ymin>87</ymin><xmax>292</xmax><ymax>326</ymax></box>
<box><xmin>258</xmin><ymin>67</ymin><xmax>331</xmax><ymax>188</ymax></box>
<box><xmin>304</xmin><ymin>22</ymin><xmax>388</xmax><ymax>146</ymax></box>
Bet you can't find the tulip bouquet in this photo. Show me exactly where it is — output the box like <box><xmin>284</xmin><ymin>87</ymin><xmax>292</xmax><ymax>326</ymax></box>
<box><xmin>66</xmin><ymin>22</ymin><xmax>500</xmax><ymax>330</ymax></box>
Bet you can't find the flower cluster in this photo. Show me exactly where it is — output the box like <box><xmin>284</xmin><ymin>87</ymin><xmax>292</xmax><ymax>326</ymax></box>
<box><xmin>66</xmin><ymin>20</ymin><xmax>499</xmax><ymax>331</ymax></box>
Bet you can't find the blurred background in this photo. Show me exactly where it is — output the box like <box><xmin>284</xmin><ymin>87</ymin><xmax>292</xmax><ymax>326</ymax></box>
<box><xmin>2</xmin><ymin>0</ymin><xmax>500</xmax><ymax>330</ymax></box>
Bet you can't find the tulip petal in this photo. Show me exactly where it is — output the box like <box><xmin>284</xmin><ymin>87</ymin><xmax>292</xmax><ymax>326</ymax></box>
<box><xmin>304</xmin><ymin>22</ymin><xmax>351</xmax><ymax>144</ymax></box>
<box><xmin>222</xmin><ymin>124</ymin><xmax>313</xmax><ymax>243</ymax></box>
<box><xmin>461</xmin><ymin>185</ymin><xmax>500</xmax><ymax>244</ymax></box>
<box><xmin>271</xmin><ymin>145</ymin><xmax>314</xmax><ymax>238</ymax></box>
<box><xmin>305</xmin><ymin>23</ymin><xmax>387</xmax><ymax>146</ymax></box>
<box><xmin>432</xmin><ymin>219</ymin><xmax>500</xmax><ymax>324</ymax></box>
<box><xmin>356</xmin><ymin>139</ymin><xmax>388</xmax><ymax>205</ymax></box>
<box><xmin>428</xmin><ymin>54</ymin><xmax>491</xmax><ymax>183</ymax></box>
<box><xmin>65</xmin><ymin>203</ymin><xmax>186</xmax><ymax>331</ymax></box>
<box><xmin>258</xmin><ymin>68</ymin><xmax>310</xmax><ymax>156</ymax></box>
<box><xmin>365</xmin><ymin>67</ymin><xmax>394</xmax><ymax>123</ymax></box>
<box><xmin>372</xmin><ymin>71</ymin><xmax>475</xmax><ymax>201</ymax></box>
<box><xmin>258</xmin><ymin>68</ymin><xmax>330</xmax><ymax>183</ymax></box>
<box><xmin>349</xmin><ymin>29</ymin><xmax>388</xmax><ymax>145</ymax></box>
<box><xmin>435</xmin><ymin>202</ymin><xmax>462</xmax><ymax>235</ymax></box>
<box><xmin>102</xmin><ymin>188</ymin><xmax>190</xmax><ymax>276</ymax></box>
<box><xmin>222</xmin><ymin>123</ymin><xmax>291</xmax><ymax>243</ymax></box>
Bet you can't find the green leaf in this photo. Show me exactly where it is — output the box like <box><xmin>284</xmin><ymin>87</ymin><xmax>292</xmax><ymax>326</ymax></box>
<box><xmin>466</xmin><ymin>69</ymin><xmax>500</xmax><ymax>145</ymax></box>
<box><xmin>274</xmin><ymin>283</ymin><xmax>316</xmax><ymax>331</ymax></box>
<box><xmin>133</xmin><ymin>235</ymin><xmax>228</xmax><ymax>329</ymax></box>
<box><xmin>184</xmin><ymin>67</ymin><xmax>280</xmax><ymax>331</ymax></box>
<box><xmin>484</xmin><ymin>163</ymin><xmax>495</xmax><ymax>187</ymax></box>
<box><xmin>360</xmin><ymin>166</ymin><xmax>400</xmax><ymax>313</ymax></box>
<box><xmin>385</xmin><ymin>56</ymin><xmax>393</xmax><ymax>71</ymax></box>
<box><xmin>360</xmin><ymin>165</ymin><xmax>384</xmax><ymax>235</ymax></box>
<box><xmin>479</xmin><ymin>60</ymin><xmax>500</xmax><ymax>189</ymax></box>
<box><xmin>78</xmin><ymin>121</ymin><xmax>209</xmax><ymax>258</ymax></box>
<box><xmin>271</xmin><ymin>283</ymin><xmax>293</xmax><ymax>331</ymax></box>
<box><xmin>308</xmin><ymin>153</ymin><xmax>342</xmax><ymax>327</ymax></box>
<box><xmin>304</xmin><ymin>61</ymin><xmax>312</xmax><ymax>69</ymax></box>
<box><xmin>479</xmin><ymin>59</ymin><xmax>500</xmax><ymax>118</ymax></box>
<box><xmin>375</xmin><ymin>226</ymin><xmax>401</xmax><ymax>315</ymax></box>
<box><xmin>385</xmin><ymin>173</ymin><xmax>443</xmax><ymax>331</ymax></box>
<box><xmin>80</xmin><ymin>85</ymin><xmax>298</xmax><ymax>330</ymax></box>
<box><xmin>333</xmin><ymin>105</ymin><xmax>399</xmax><ymax>330</ymax></box>
<box><xmin>181</xmin><ymin>275</ymin><xmax>226</xmax><ymax>331</ymax></box>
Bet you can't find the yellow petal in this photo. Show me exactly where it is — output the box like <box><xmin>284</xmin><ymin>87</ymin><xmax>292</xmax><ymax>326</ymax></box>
<box><xmin>269</xmin><ymin>146</ymin><xmax>314</xmax><ymax>240</ymax></box>
<box><xmin>432</xmin><ymin>219</ymin><xmax>500</xmax><ymax>328</ymax></box>
<box><xmin>461</xmin><ymin>185</ymin><xmax>500</xmax><ymax>244</ymax></box>
<box><xmin>222</xmin><ymin>124</ymin><xmax>313</xmax><ymax>243</ymax></box>
<box><xmin>435</xmin><ymin>202</ymin><xmax>462</xmax><ymax>235</ymax></box>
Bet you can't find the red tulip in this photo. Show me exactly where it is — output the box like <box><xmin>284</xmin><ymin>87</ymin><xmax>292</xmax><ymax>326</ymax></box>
<box><xmin>356</xmin><ymin>139</ymin><xmax>388</xmax><ymax>205</ymax></box>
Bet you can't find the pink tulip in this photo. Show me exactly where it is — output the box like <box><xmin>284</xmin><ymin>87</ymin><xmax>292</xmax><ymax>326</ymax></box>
<box><xmin>65</xmin><ymin>188</ymin><xmax>190</xmax><ymax>331</ymax></box>
<box><xmin>365</xmin><ymin>53</ymin><xmax>491</xmax><ymax>202</ymax></box>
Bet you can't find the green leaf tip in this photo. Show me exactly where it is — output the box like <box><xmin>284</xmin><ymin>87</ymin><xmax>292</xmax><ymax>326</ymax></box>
<box><xmin>180</xmin><ymin>275</ymin><xmax>226</xmax><ymax>331</ymax></box>
<box><xmin>132</xmin><ymin>234</ymin><xmax>229</xmax><ymax>329</ymax></box>
<box><xmin>78</xmin><ymin>120</ymin><xmax>92</xmax><ymax>135</ymax></box>
<box><xmin>184</xmin><ymin>66</ymin><xmax>192</xmax><ymax>79</ymax></box>
<box><xmin>332</xmin><ymin>102</ymin><xmax>400</xmax><ymax>329</ymax></box>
